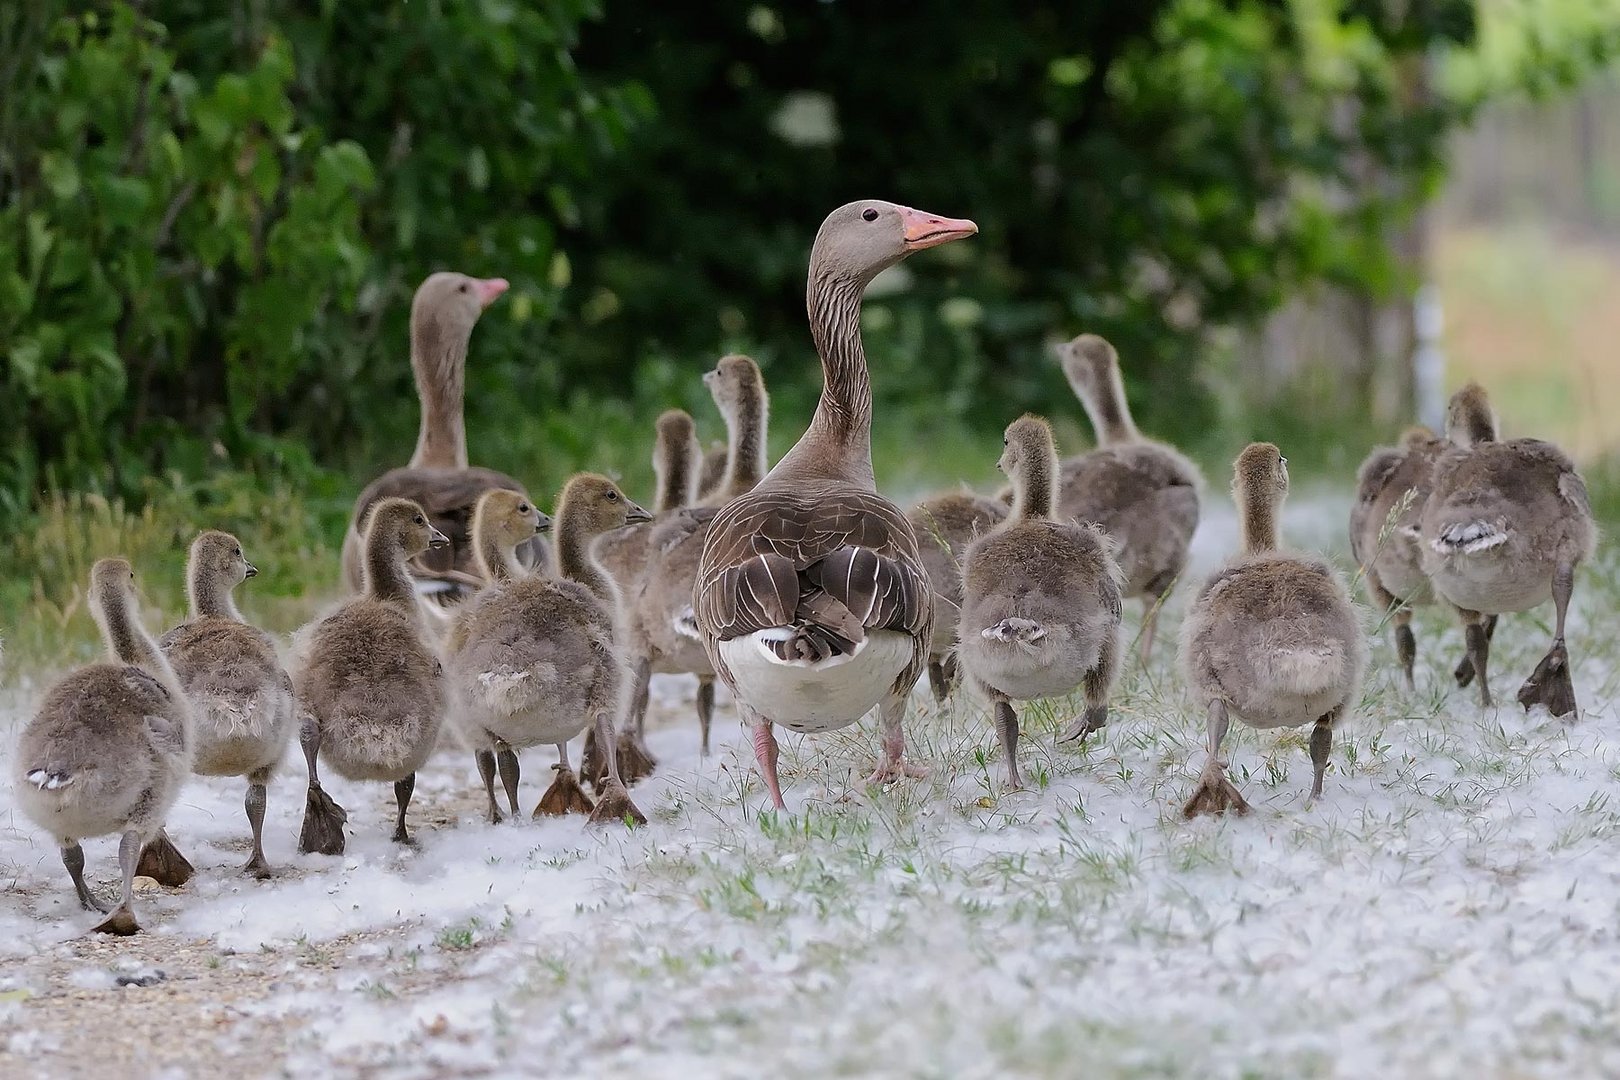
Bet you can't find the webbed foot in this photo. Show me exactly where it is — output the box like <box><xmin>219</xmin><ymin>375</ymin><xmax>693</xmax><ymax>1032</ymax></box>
<box><xmin>135</xmin><ymin>833</ymin><xmax>194</xmax><ymax>887</ymax></box>
<box><xmin>298</xmin><ymin>782</ymin><xmax>348</xmax><ymax>856</ymax></box>
<box><xmin>91</xmin><ymin>906</ymin><xmax>141</xmax><ymax>936</ymax></box>
<box><xmin>1517</xmin><ymin>639</ymin><xmax>1578</xmax><ymax>719</ymax></box>
<box><xmin>1181</xmin><ymin>763</ymin><xmax>1251</xmax><ymax>819</ymax></box>
<box><xmin>534</xmin><ymin>765</ymin><xmax>596</xmax><ymax>817</ymax></box>
<box><xmin>586</xmin><ymin>780</ymin><xmax>647</xmax><ymax>827</ymax></box>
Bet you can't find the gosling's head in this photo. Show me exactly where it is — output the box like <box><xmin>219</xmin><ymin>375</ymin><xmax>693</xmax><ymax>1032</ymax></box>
<box><xmin>1399</xmin><ymin>424</ymin><xmax>1437</xmax><ymax>450</ymax></box>
<box><xmin>1445</xmin><ymin>382</ymin><xmax>1498</xmax><ymax>448</ymax></box>
<box><xmin>472</xmin><ymin>489</ymin><xmax>550</xmax><ymax>552</ymax></box>
<box><xmin>997</xmin><ymin>414</ymin><xmax>1057</xmax><ymax>479</ymax></box>
<box><xmin>1233</xmin><ymin>442</ymin><xmax>1289</xmax><ymax>505</ymax></box>
<box><xmin>364</xmin><ymin>497</ymin><xmax>450</xmax><ymax>558</ymax></box>
<box><xmin>555</xmin><ymin>474</ymin><xmax>652</xmax><ymax>538</ymax></box>
<box><xmin>702</xmin><ymin>354</ymin><xmax>765</xmax><ymax>420</ymax></box>
<box><xmin>654</xmin><ymin>407</ymin><xmax>700</xmax><ymax>470</ymax></box>
<box><xmin>411</xmin><ymin>271</ymin><xmax>510</xmax><ymax>344</ymax></box>
<box><xmin>89</xmin><ymin>557</ymin><xmax>136</xmax><ymax>612</ymax></box>
<box><xmin>1054</xmin><ymin>334</ymin><xmax>1120</xmax><ymax>403</ymax></box>
<box><xmin>189</xmin><ymin>530</ymin><xmax>257</xmax><ymax>590</ymax></box>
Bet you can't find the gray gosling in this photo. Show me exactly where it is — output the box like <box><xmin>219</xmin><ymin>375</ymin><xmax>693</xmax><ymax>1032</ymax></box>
<box><xmin>1350</xmin><ymin>425</ymin><xmax>1478</xmax><ymax>691</ymax></box>
<box><xmin>1419</xmin><ymin>382</ymin><xmax>1597</xmax><ymax>717</ymax></box>
<box><xmin>160</xmin><ymin>531</ymin><xmax>296</xmax><ymax>877</ymax></box>
<box><xmin>1179</xmin><ymin>443</ymin><xmax>1365</xmax><ymax>817</ymax></box>
<box><xmin>906</xmin><ymin>490</ymin><xmax>1007</xmax><ymax>703</ymax></box>
<box><xmin>447</xmin><ymin>480</ymin><xmax>650</xmax><ymax>826</ymax></box>
<box><xmin>1055</xmin><ymin>334</ymin><xmax>1201</xmax><ymax>662</ymax></box>
<box><xmin>16</xmin><ymin>558</ymin><xmax>195</xmax><ymax>934</ymax></box>
<box><xmin>293</xmin><ymin>498</ymin><xmax>450</xmax><ymax>854</ymax></box>
<box><xmin>956</xmin><ymin>416</ymin><xmax>1123</xmax><ymax>790</ymax></box>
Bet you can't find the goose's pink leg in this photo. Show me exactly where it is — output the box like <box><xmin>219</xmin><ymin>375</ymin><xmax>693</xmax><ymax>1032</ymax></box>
<box><xmin>752</xmin><ymin>718</ymin><xmax>787</xmax><ymax>810</ymax></box>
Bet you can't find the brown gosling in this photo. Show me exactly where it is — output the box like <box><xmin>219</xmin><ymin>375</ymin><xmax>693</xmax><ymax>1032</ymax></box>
<box><xmin>956</xmin><ymin>416</ymin><xmax>1124</xmax><ymax>790</ymax></box>
<box><xmin>15</xmin><ymin>559</ymin><xmax>195</xmax><ymax>935</ymax></box>
<box><xmin>1418</xmin><ymin>382</ymin><xmax>1597</xmax><ymax>717</ymax></box>
<box><xmin>1350</xmin><ymin>425</ymin><xmax>1479</xmax><ymax>691</ymax></box>
<box><xmin>447</xmin><ymin>480</ymin><xmax>651</xmax><ymax>826</ymax></box>
<box><xmin>1178</xmin><ymin>443</ymin><xmax>1365</xmax><ymax>817</ymax></box>
<box><xmin>1055</xmin><ymin>334</ymin><xmax>1202</xmax><ymax>662</ymax></box>
<box><xmin>159</xmin><ymin>531</ymin><xmax>296</xmax><ymax>877</ymax></box>
<box><xmin>907</xmin><ymin>490</ymin><xmax>1008</xmax><ymax>703</ymax></box>
<box><xmin>292</xmin><ymin>498</ymin><xmax>450</xmax><ymax>854</ymax></box>
<box><xmin>588</xmin><ymin>353</ymin><xmax>773</xmax><ymax>788</ymax></box>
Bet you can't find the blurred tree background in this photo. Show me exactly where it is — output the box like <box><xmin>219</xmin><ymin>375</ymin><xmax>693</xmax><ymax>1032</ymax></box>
<box><xmin>2</xmin><ymin>0</ymin><xmax>1617</xmax><ymax>523</ymax></box>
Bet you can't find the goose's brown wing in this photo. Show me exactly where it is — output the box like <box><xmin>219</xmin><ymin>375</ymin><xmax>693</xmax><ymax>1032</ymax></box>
<box><xmin>696</xmin><ymin>486</ymin><xmax>931</xmax><ymax>685</ymax></box>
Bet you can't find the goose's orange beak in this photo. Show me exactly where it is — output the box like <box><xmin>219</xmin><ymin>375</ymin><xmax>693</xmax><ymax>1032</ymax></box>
<box><xmin>475</xmin><ymin>278</ymin><xmax>510</xmax><ymax>309</ymax></box>
<box><xmin>900</xmin><ymin>207</ymin><xmax>978</xmax><ymax>251</ymax></box>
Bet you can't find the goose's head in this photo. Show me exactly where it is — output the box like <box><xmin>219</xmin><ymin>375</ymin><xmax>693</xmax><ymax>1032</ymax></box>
<box><xmin>1054</xmin><ymin>334</ymin><xmax>1119</xmax><ymax>404</ymax></box>
<box><xmin>1445</xmin><ymin>382</ymin><xmax>1498</xmax><ymax>448</ymax></box>
<box><xmin>365</xmin><ymin>497</ymin><xmax>450</xmax><ymax>557</ymax></box>
<box><xmin>190</xmin><ymin>530</ymin><xmax>257</xmax><ymax>589</ymax></box>
<box><xmin>702</xmin><ymin>354</ymin><xmax>765</xmax><ymax>420</ymax></box>
<box><xmin>412</xmin><ymin>271</ymin><xmax>510</xmax><ymax>342</ymax></box>
<box><xmin>473</xmin><ymin>489</ymin><xmax>551</xmax><ymax>552</ymax></box>
<box><xmin>556</xmin><ymin>474</ymin><xmax>652</xmax><ymax>539</ymax></box>
<box><xmin>1233</xmin><ymin>442</ymin><xmax>1289</xmax><ymax>506</ymax></box>
<box><xmin>811</xmin><ymin>201</ymin><xmax>977</xmax><ymax>286</ymax></box>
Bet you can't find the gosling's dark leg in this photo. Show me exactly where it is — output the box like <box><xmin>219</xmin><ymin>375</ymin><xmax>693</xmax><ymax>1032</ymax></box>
<box><xmin>588</xmin><ymin>713</ymin><xmax>648</xmax><ymax>827</ymax></box>
<box><xmin>475</xmin><ymin>749</ymin><xmax>503</xmax><ymax>824</ymax></box>
<box><xmin>496</xmin><ymin>746</ymin><xmax>522</xmax><ymax>818</ymax></box>
<box><xmin>696</xmin><ymin>676</ymin><xmax>716</xmax><ymax>757</ymax></box>
<box><xmin>1182</xmin><ymin>699</ymin><xmax>1250</xmax><ymax>818</ymax></box>
<box><xmin>392</xmin><ymin>773</ymin><xmax>417</xmax><ymax>846</ymax></box>
<box><xmin>1393</xmin><ymin>608</ymin><xmax>1417</xmax><ymax>693</ymax></box>
<box><xmin>927</xmin><ymin>660</ymin><xmax>949</xmax><ymax>705</ymax></box>
<box><xmin>242</xmin><ymin>769</ymin><xmax>273</xmax><ymax>878</ymax></box>
<box><xmin>1308</xmin><ymin>707</ymin><xmax>1340</xmax><ymax>801</ymax></box>
<box><xmin>1139</xmin><ymin>570</ymin><xmax>1177</xmax><ymax>664</ymax></box>
<box><xmin>298</xmin><ymin>714</ymin><xmax>347</xmax><ymax>856</ymax></box>
<box><xmin>1518</xmin><ymin>562</ymin><xmax>1579</xmax><ymax>718</ymax></box>
<box><xmin>91</xmin><ymin>830</ymin><xmax>142</xmax><ymax>935</ymax></box>
<box><xmin>62</xmin><ymin>842</ymin><xmax>110</xmax><ymax>913</ymax></box>
<box><xmin>993</xmin><ymin>696</ymin><xmax>1022</xmax><ymax>791</ymax></box>
<box><xmin>1456</xmin><ymin>614</ymin><xmax>1496</xmax><ymax>687</ymax></box>
<box><xmin>1464</xmin><ymin>611</ymin><xmax>1493</xmax><ymax>708</ymax></box>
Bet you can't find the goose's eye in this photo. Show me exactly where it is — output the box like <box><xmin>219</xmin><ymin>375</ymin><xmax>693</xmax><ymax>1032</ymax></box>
<box><xmin>862</xmin><ymin>208</ymin><xmax>879</xmax><ymax>222</ymax></box>
<box><xmin>458</xmin><ymin>283</ymin><xmax>469</xmax><ymax>293</ymax></box>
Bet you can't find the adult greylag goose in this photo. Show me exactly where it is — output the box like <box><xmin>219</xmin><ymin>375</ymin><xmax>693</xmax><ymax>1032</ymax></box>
<box><xmin>585</xmin><ymin>354</ymin><xmax>773</xmax><ymax>787</ymax></box>
<box><xmin>1418</xmin><ymin>382</ymin><xmax>1596</xmax><ymax>717</ymax></box>
<box><xmin>159</xmin><ymin>531</ymin><xmax>296</xmax><ymax>877</ymax></box>
<box><xmin>1053</xmin><ymin>334</ymin><xmax>1201</xmax><ymax>661</ymax></box>
<box><xmin>1179</xmin><ymin>444</ymin><xmax>1364</xmax><ymax>816</ymax></box>
<box><xmin>694</xmin><ymin>200</ymin><xmax>977</xmax><ymax>810</ymax></box>
<box><xmin>16</xmin><ymin>559</ymin><xmax>195</xmax><ymax>934</ymax></box>
<box><xmin>1349</xmin><ymin>425</ymin><xmax>1479</xmax><ymax>690</ymax></box>
<box><xmin>340</xmin><ymin>272</ymin><xmax>540</xmax><ymax>606</ymax></box>
<box><xmin>906</xmin><ymin>490</ymin><xmax>1006</xmax><ymax>702</ymax></box>
<box><xmin>447</xmin><ymin>482</ymin><xmax>649</xmax><ymax>826</ymax></box>
<box><xmin>294</xmin><ymin>498</ymin><xmax>450</xmax><ymax>854</ymax></box>
<box><xmin>956</xmin><ymin>416</ymin><xmax>1123</xmax><ymax>790</ymax></box>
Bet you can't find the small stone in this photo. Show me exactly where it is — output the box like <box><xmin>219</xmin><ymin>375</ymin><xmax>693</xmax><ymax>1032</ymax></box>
<box><xmin>132</xmin><ymin>876</ymin><xmax>161</xmax><ymax>894</ymax></box>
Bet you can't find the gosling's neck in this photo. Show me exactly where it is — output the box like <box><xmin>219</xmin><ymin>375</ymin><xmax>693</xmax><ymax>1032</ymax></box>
<box><xmin>474</xmin><ymin>531</ymin><xmax>524</xmax><ymax>585</ymax></box>
<box><xmin>188</xmin><ymin>568</ymin><xmax>242</xmax><ymax>622</ymax></box>
<box><xmin>1238</xmin><ymin>483</ymin><xmax>1281</xmax><ymax>553</ymax></box>
<box><xmin>554</xmin><ymin>521</ymin><xmax>617</xmax><ymax>607</ymax></box>
<box><xmin>655</xmin><ymin>444</ymin><xmax>697</xmax><ymax>515</ymax></box>
<box><xmin>1011</xmin><ymin>449</ymin><xmax>1057</xmax><ymax>523</ymax></box>
<box><xmin>719</xmin><ymin>389</ymin><xmax>769</xmax><ymax>499</ymax></box>
<box><xmin>364</xmin><ymin>535</ymin><xmax>420</xmax><ymax>610</ymax></box>
<box><xmin>1074</xmin><ymin>368</ymin><xmax>1139</xmax><ymax>446</ymax></box>
<box><xmin>98</xmin><ymin>589</ymin><xmax>172</xmax><ymax>684</ymax></box>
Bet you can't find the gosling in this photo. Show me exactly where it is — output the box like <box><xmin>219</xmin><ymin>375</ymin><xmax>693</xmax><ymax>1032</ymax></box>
<box><xmin>446</xmin><ymin>480</ymin><xmax>651</xmax><ymax>826</ymax></box>
<box><xmin>907</xmin><ymin>490</ymin><xmax>1007</xmax><ymax>703</ymax></box>
<box><xmin>160</xmin><ymin>531</ymin><xmax>296</xmax><ymax>876</ymax></box>
<box><xmin>15</xmin><ymin>559</ymin><xmax>195</xmax><ymax>934</ymax></box>
<box><xmin>1179</xmin><ymin>443</ymin><xmax>1364</xmax><ymax>816</ymax></box>
<box><xmin>1419</xmin><ymin>382</ymin><xmax>1597</xmax><ymax>717</ymax></box>
<box><xmin>956</xmin><ymin>416</ymin><xmax>1123</xmax><ymax>790</ymax></box>
<box><xmin>292</xmin><ymin>498</ymin><xmax>449</xmax><ymax>854</ymax></box>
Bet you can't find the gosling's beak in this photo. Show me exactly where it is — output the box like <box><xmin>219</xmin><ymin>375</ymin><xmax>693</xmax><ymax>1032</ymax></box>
<box><xmin>428</xmin><ymin>525</ymin><xmax>451</xmax><ymax>550</ymax></box>
<box><xmin>244</xmin><ymin>563</ymin><xmax>259</xmax><ymax>579</ymax></box>
<box><xmin>624</xmin><ymin>501</ymin><xmax>653</xmax><ymax>525</ymax></box>
<box><xmin>900</xmin><ymin>206</ymin><xmax>978</xmax><ymax>251</ymax></box>
<box><xmin>475</xmin><ymin>277</ymin><xmax>510</xmax><ymax>309</ymax></box>
<box><xmin>535</xmin><ymin>513</ymin><xmax>553</xmax><ymax>535</ymax></box>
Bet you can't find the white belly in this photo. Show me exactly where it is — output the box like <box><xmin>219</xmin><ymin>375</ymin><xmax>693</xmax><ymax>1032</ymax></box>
<box><xmin>719</xmin><ymin>630</ymin><xmax>913</xmax><ymax>733</ymax></box>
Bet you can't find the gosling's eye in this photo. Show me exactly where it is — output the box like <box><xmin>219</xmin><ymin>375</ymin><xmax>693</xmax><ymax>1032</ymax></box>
<box><xmin>862</xmin><ymin>208</ymin><xmax>878</xmax><ymax>222</ymax></box>
<box><xmin>518</xmin><ymin>504</ymin><xmax>530</xmax><ymax>513</ymax></box>
<box><xmin>234</xmin><ymin>547</ymin><xmax>242</xmax><ymax>557</ymax></box>
<box><xmin>606</xmin><ymin>491</ymin><xmax>619</xmax><ymax>501</ymax></box>
<box><xmin>413</xmin><ymin>514</ymin><xmax>425</xmax><ymax>525</ymax></box>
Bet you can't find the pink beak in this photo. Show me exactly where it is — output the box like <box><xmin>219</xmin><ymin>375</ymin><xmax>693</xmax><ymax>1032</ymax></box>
<box><xmin>475</xmin><ymin>278</ymin><xmax>510</xmax><ymax>309</ymax></box>
<box><xmin>899</xmin><ymin>207</ymin><xmax>978</xmax><ymax>251</ymax></box>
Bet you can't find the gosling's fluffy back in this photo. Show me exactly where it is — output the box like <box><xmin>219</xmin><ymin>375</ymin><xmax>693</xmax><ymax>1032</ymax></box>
<box><xmin>1057</xmin><ymin>443</ymin><xmax>1201</xmax><ymax>596</ymax></box>
<box><xmin>1349</xmin><ymin>427</ymin><xmax>1445</xmax><ymax>605</ymax></box>
<box><xmin>907</xmin><ymin>492</ymin><xmax>1009</xmax><ymax>657</ymax></box>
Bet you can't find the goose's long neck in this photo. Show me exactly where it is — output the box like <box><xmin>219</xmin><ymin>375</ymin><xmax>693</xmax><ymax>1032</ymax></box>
<box><xmin>1081</xmin><ymin>370</ymin><xmax>1139</xmax><ymax>446</ymax></box>
<box><xmin>555</xmin><ymin>521</ymin><xmax>616</xmax><ymax>607</ymax></box>
<box><xmin>1239</xmin><ymin>484</ymin><xmax>1280</xmax><ymax>553</ymax></box>
<box><xmin>1013</xmin><ymin>448</ymin><xmax>1057</xmax><ymax>522</ymax></box>
<box><xmin>721</xmin><ymin>388</ymin><xmax>769</xmax><ymax>499</ymax></box>
<box><xmin>188</xmin><ymin>567</ymin><xmax>241</xmax><ymax>622</ymax></box>
<box><xmin>785</xmin><ymin>272</ymin><xmax>873</xmax><ymax>487</ymax></box>
<box><xmin>99</xmin><ymin>591</ymin><xmax>170</xmax><ymax>680</ymax></box>
<box><xmin>364</xmin><ymin>535</ymin><xmax>420</xmax><ymax>609</ymax></box>
<box><xmin>409</xmin><ymin>317</ymin><xmax>469</xmax><ymax>470</ymax></box>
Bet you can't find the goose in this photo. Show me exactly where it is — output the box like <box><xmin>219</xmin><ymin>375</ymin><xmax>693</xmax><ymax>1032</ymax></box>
<box><xmin>586</xmin><ymin>354</ymin><xmax>773</xmax><ymax>784</ymax></box>
<box><xmin>1349</xmin><ymin>425</ymin><xmax>1477</xmax><ymax>690</ymax></box>
<box><xmin>447</xmin><ymin>481</ymin><xmax>650</xmax><ymax>826</ymax></box>
<box><xmin>1179</xmin><ymin>444</ymin><xmax>1365</xmax><ymax>816</ymax></box>
<box><xmin>294</xmin><ymin>498</ymin><xmax>450</xmax><ymax>854</ymax></box>
<box><xmin>15</xmin><ymin>558</ymin><xmax>195</xmax><ymax>934</ymax></box>
<box><xmin>1053</xmin><ymin>334</ymin><xmax>1201</xmax><ymax>661</ymax></box>
<box><xmin>906</xmin><ymin>490</ymin><xmax>1007</xmax><ymax>702</ymax></box>
<box><xmin>956</xmin><ymin>416</ymin><xmax>1123</xmax><ymax>790</ymax></box>
<box><xmin>339</xmin><ymin>272</ymin><xmax>542</xmax><ymax>607</ymax></box>
<box><xmin>1418</xmin><ymin>382</ymin><xmax>1596</xmax><ymax>717</ymax></box>
<box><xmin>159</xmin><ymin>531</ymin><xmax>296</xmax><ymax>877</ymax></box>
<box><xmin>694</xmin><ymin>200</ymin><xmax>977</xmax><ymax>810</ymax></box>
